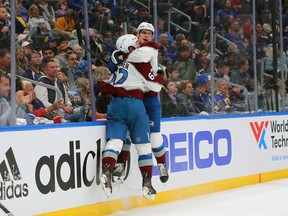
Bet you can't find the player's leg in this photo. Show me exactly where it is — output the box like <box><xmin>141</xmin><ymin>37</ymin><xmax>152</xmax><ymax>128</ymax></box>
<box><xmin>101</xmin><ymin>98</ymin><xmax>127</xmax><ymax>196</ymax></box>
<box><xmin>128</xmin><ymin>99</ymin><xmax>156</xmax><ymax>200</ymax></box>
<box><xmin>144</xmin><ymin>95</ymin><xmax>169</xmax><ymax>183</ymax></box>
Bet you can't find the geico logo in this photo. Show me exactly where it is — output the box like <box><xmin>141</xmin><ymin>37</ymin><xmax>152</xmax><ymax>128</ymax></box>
<box><xmin>157</xmin><ymin>129</ymin><xmax>232</xmax><ymax>173</ymax></box>
<box><xmin>0</xmin><ymin>181</ymin><xmax>28</xmax><ymax>200</ymax></box>
<box><xmin>35</xmin><ymin>140</ymin><xmax>101</xmax><ymax>194</ymax></box>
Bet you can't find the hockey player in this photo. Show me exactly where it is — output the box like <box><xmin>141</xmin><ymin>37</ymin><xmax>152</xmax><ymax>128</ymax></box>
<box><xmin>112</xmin><ymin>22</ymin><xmax>169</xmax><ymax>184</ymax></box>
<box><xmin>101</xmin><ymin>34</ymin><xmax>162</xmax><ymax>200</ymax></box>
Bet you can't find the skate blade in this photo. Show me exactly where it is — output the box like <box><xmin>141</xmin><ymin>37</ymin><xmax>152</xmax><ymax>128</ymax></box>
<box><xmin>142</xmin><ymin>187</ymin><xmax>156</xmax><ymax>200</ymax></box>
<box><xmin>100</xmin><ymin>175</ymin><xmax>112</xmax><ymax>197</ymax></box>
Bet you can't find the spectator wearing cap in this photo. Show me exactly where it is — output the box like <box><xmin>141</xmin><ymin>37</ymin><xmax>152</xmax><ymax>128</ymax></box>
<box><xmin>54</xmin><ymin>8</ymin><xmax>76</xmax><ymax>34</ymax></box>
<box><xmin>21</xmin><ymin>41</ymin><xmax>33</xmax><ymax>56</ymax></box>
<box><xmin>54</xmin><ymin>43</ymin><xmax>72</xmax><ymax>69</ymax></box>
<box><xmin>44</xmin><ymin>35</ymin><xmax>58</xmax><ymax>55</ymax></box>
<box><xmin>193</xmin><ymin>74</ymin><xmax>212</xmax><ymax>113</ymax></box>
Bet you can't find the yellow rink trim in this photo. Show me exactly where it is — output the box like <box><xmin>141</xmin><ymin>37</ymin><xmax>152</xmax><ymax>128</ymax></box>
<box><xmin>36</xmin><ymin>169</ymin><xmax>288</xmax><ymax>216</ymax></box>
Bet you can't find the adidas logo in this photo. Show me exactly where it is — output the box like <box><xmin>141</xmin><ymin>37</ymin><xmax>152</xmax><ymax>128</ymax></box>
<box><xmin>0</xmin><ymin>147</ymin><xmax>29</xmax><ymax>201</ymax></box>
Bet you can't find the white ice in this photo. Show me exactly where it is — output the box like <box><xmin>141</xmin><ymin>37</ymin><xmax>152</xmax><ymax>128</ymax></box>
<box><xmin>111</xmin><ymin>178</ymin><xmax>288</xmax><ymax>216</ymax></box>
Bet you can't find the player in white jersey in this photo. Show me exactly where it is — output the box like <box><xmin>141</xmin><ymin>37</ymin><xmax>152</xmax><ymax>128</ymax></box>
<box><xmin>101</xmin><ymin>34</ymin><xmax>160</xmax><ymax>200</ymax></box>
<box><xmin>111</xmin><ymin>23</ymin><xmax>169</xmax><ymax>184</ymax></box>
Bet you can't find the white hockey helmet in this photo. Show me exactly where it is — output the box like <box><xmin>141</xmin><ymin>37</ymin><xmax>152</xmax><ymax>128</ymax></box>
<box><xmin>136</xmin><ymin>22</ymin><xmax>155</xmax><ymax>35</ymax></box>
<box><xmin>116</xmin><ymin>34</ymin><xmax>138</xmax><ymax>53</ymax></box>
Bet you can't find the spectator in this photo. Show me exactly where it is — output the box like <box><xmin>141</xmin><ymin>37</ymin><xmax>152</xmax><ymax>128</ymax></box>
<box><xmin>16</xmin><ymin>46</ymin><xmax>28</xmax><ymax>76</ymax></box>
<box><xmin>170</xmin><ymin>33</ymin><xmax>186</xmax><ymax>52</ymax></box>
<box><xmin>89</xmin><ymin>7</ymin><xmax>113</xmax><ymax>36</ymax></box>
<box><xmin>0</xmin><ymin>71</ymin><xmax>33</xmax><ymax>126</ymax></box>
<box><xmin>173</xmin><ymin>45</ymin><xmax>197</xmax><ymax>84</ymax></box>
<box><xmin>35</xmin><ymin>0</ymin><xmax>56</xmax><ymax>27</ymax></box>
<box><xmin>194</xmin><ymin>50</ymin><xmax>211</xmax><ymax>75</ymax></box>
<box><xmin>16</xmin><ymin>3</ymin><xmax>27</xmax><ymax>34</ymax></box>
<box><xmin>161</xmin><ymin>80</ymin><xmax>179</xmax><ymax>118</ymax></box>
<box><xmin>214</xmin><ymin>78</ymin><xmax>237</xmax><ymax>114</ymax></box>
<box><xmin>214</xmin><ymin>59</ymin><xmax>230</xmax><ymax>80</ymax></box>
<box><xmin>72</xmin><ymin>44</ymin><xmax>88</xmax><ymax>72</ymax></box>
<box><xmin>22</xmin><ymin>80</ymin><xmax>64</xmax><ymax>121</ymax></box>
<box><xmin>54</xmin><ymin>8</ymin><xmax>76</xmax><ymax>34</ymax></box>
<box><xmin>0</xmin><ymin>48</ymin><xmax>10</xmax><ymax>74</ymax></box>
<box><xmin>61</xmin><ymin>50</ymin><xmax>84</xmax><ymax>87</ymax></box>
<box><xmin>217</xmin><ymin>0</ymin><xmax>238</xmax><ymax>22</ymax></box>
<box><xmin>229</xmin><ymin>55</ymin><xmax>251</xmax><ymax>87</ymax></box>
<box><xmin>166</xmin><ymin>65</ymin><xmax>182</xmax><ymax>87</ymax></box>
<box><xmin>17</xmin><ymin>0</ymin><xmax>28</xmax><ymax>22</ymax></box>
<box><xmin>41</xmin><ymin>46</ymin><xmax>56</xmax><ymax>60</ymax></box>
<box><xmin>224</xmin><ymin>19</ymin><xmax>249</xmax><ymax>52</ymax></box>
<box><xmin>54</xmin><ymin>43</ymin><xmax>72</xmax><ymax>69</ymax></box>
<box><xmin>23</xmin><ymin>50</ymin><xmax>43</xmax><ymax>81</ymax></box>
<box><xmin>156</xmin><ymin>18</ymin><xmax>173</xmax><ymax>45</ymax></box>
<box><xmin>55</xmin><ymin>0</ymin><xmax>69</xmax><ymax>18</ymax></box>
<box><xmin>44</xmin><ymin>35</ymin><xmax>58</xmax><ymax>55</ymax></box>
<box><xmin>130</xmin><ymin>7</ymin><xmax>151</xmax><ymax>29</ymax></box>
<box><xmin>158</xmin><ymin>33</ymin><xmax>174</xmax><ymax>60</ymax></box>
<box><xmin>193</xmin><ymin>74</ymin><xmax>212</xmax><ymax>113</ymax></box>
<box><xmin>0</xmin><ymin>4</ymin><xmax>10</xmax><ymax>49</ymax></box>
<box><xmin>21</xmin><ymin>41</ymin><xmax>33</xmax><ymax>55</ymax></box>
<box><xmin>27</xmin><ymin>4</ymin><xmax>51</xmax><ymax>34</ymax></box>
<box><xmin>177</xmin><ymin>80</ymin><xmax>198</xmax><ymax>116</ymax></box>
<box><xmin>68</xmin><ymin>0</ymin><xmax>83</xmax><ymax>11</ymax></box>
<box><xmin>34</xmin><ymin>58</ymin><xmax>82</xmax><ymax>122</ymax></box>
<box><xmin>171</xmin><ymin>38</ymin><xmax>195</xmax><ymax>63</ymax></box>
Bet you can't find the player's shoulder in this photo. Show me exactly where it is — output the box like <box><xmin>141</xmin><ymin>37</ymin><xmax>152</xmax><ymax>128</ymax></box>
<box><xmin>140</xmin><ymin>41</ymin><xmax>159</xmax><ymax>49</ymax></box>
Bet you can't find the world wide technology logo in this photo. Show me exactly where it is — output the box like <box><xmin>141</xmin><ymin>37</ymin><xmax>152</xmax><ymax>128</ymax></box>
<box><xmin>249</xmin><ymin>121</ymin><xmax>269</xmax><ymax>150</ymax></box>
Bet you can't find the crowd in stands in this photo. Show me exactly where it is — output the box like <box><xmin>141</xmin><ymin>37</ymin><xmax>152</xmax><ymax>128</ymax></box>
<box><xmin>1</xmin><ymin>0</ymin><xmax>288</xmax><ymax>126</ymax></box>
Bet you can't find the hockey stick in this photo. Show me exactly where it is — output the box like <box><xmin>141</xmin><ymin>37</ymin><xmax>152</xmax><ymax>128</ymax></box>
<box><xmin>0</xmin><ymin>202</ymin><xmax>14</xmax><ymax>216</ymax></box>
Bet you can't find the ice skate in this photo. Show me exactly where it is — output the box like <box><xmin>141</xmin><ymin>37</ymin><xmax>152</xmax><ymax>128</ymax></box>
<box><xmin>142</xmin><ymin>172</ymin><xmax>157</xmax><ymax>200</ymax></box>
<box><xmin>112</xmin><ymin>163</ymin><xmax>126</xmax><ymax>183</ymax></box>
<box><xmin>158</xmin><ymin>163</ymin><xmax>169</xmax><ymax>183</ymax></box>
<box><xmin>101</xmin><ymin>164</ymin><xmax>112</xmax><ymax>197</ymax></box>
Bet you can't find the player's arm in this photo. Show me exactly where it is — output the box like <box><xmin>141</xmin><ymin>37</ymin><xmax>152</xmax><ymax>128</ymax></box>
<box><xmin>108</xmin><ymin>50</ymin><xmax>124</xmax><ymax>73</ymax></box>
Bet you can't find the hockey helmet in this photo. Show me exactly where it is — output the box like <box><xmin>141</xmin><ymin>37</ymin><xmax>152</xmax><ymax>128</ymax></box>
<box><xmin>136</xmin><ymin>22</ymin><xmax>155</xmax><ymax>35</ymax></box>
<box><xmin>116</xmin><ymin>34</ymin><xmax>138</xmax><ymax>53</ymax></box>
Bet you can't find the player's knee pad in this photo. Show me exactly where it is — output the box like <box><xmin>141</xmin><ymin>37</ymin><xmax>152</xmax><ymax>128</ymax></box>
<box><xmin>150</xmin><ymin>132</ymin><xmax>163</xmax><ymax>149</ymax></box>
<box><xmin>105</xmin><ymin>139</ymin><xmax>124</xmax><ymax>153</ymax></box>
<box><xmin>135</xmin><ymin>143</ymin><xmax>152</xmax><ymax>156</ymax></box>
